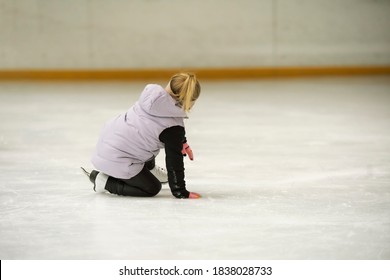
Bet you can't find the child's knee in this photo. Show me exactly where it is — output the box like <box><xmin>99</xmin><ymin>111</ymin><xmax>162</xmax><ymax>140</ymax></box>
<box><xmin>147</xmin><ymin>183</ymin><xmax>162</xmax><ymax>197</ymax></box>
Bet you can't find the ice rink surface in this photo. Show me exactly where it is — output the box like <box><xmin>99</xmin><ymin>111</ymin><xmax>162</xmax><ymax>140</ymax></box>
<box><xmin>0</xmin><ymin>76</ymin><xmax>389</xmax><ymax>260</ymax></box>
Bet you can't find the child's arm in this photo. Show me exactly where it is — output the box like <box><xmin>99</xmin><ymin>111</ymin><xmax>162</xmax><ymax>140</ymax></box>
<box><xmin>159</xmin><ymin>126</ymin><xmax>200</xmax><ymax>199</ymax></box>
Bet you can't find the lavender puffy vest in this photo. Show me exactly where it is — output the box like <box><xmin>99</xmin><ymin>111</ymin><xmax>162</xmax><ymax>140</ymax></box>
<box><xmin>92</xmin><ymin>84</ymin><xmax>187</xmax><ymax>179</ymax></box>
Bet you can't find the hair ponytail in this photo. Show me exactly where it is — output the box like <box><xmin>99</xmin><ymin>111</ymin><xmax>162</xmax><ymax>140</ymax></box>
<box><xmin>169</xmin><ymin>72</ymin><xmax>201</xmax><ymax>112</ymax></box>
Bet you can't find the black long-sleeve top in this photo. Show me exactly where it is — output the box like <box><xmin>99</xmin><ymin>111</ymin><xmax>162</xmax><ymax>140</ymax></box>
<box><xmin>159</xmin><ymin>125</ymin><xmax>189</xmax><ymax>198</ymax></box>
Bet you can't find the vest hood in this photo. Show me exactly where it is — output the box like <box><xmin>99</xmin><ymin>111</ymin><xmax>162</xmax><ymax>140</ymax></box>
<box><xmin>138</xmin><ymin>84</ymin><xmax>187</xmax><ymax>118</ymax></box>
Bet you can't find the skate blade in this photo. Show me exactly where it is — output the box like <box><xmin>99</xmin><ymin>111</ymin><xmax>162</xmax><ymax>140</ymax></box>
<box><xmin>80</xmin><ymin>167</ymin><xmax>90</xmax><ymax>177</ymax></box>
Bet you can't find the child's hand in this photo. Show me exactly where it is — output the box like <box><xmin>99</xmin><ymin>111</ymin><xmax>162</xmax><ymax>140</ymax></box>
<box><xmin>182</xmin><ymin>143</ymin><xmax>194</xmax><ymax>160</ymax></box>
<box><xmin>189</xmin><ymin>192</ymin><xmax>201</xmax><ymax>199</ymax></box>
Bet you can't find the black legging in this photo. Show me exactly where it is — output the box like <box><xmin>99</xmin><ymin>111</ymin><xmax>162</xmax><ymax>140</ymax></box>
<box><xmin>104</xmin><ymin>160</ymin><xmax>162</xmax><ymax>197</ymax></box>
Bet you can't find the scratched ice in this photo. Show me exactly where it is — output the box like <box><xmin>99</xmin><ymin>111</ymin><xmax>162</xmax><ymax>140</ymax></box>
<box><xmin>1</xmin><ymin>77</ymin><xmax>390</xmax><ymax>259</ymax></box>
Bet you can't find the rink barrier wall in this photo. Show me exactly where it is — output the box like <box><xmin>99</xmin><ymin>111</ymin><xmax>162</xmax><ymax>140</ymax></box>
<box><xmin>0</xmin><ymin>66</ymin><xmax>389</xmax><ymax>81</ymax></box>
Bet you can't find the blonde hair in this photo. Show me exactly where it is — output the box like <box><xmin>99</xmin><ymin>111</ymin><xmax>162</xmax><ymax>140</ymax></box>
<box><xmin>169</xmin><ymin>72</ymin><xmax>201</xmax><ymax>112</ymax></box>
